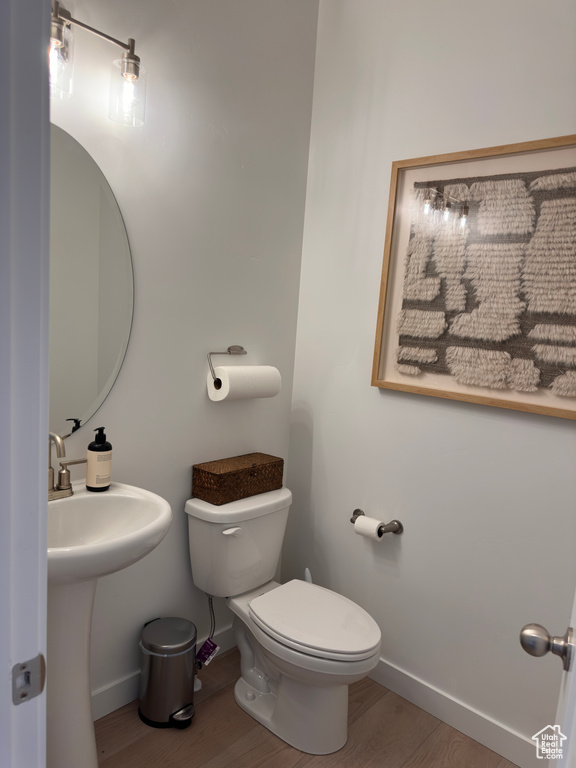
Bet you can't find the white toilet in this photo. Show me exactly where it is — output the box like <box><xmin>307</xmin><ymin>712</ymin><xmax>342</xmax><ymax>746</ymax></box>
<box><xmin>185</xmin><ymin>487</ymin><xmax>381</xmax><ymax>755</ymax></box>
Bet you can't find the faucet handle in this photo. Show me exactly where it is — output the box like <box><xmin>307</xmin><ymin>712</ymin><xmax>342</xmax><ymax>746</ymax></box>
<box><xmin>58</xmin><ymin>458</ymin><xmax>87</xmax><ymax>491</ymax></box>
<box><xmin>57</xmin><ymin>467</ymin><xmax>71</xmax><ymax>491</ymax></box>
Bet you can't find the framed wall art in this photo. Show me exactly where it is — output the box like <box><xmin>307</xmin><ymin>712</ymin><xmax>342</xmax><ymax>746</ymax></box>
<box><xmin>372</xmin><ymin>135</ymin><xmax>576</xmax><ymax>420</ymax></box>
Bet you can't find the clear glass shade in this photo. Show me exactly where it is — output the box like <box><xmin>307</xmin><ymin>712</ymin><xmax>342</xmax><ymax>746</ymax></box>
<box><xmin>48</xmin><ymin>20</ymin><xmax>147</xmax><ymax>128</ymax></box>
<box><xmin>49</xmin><ymin>24</ymin><xmax>74</xmax><ymax>101</ymax></box>
<box><xmin>109</xmin><ymin>60</ymin><xmax>147</xmax><ymax>127</ymax></box>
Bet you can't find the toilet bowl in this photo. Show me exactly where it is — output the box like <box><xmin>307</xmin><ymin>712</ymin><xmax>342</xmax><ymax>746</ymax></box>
<box><xmin>228</xmin><ymin>580</ymin><xmax>381</xmax><ymax>754</ymax></box>
<box><xmin>185</xmin><ymin>489</ymin><xmax>381</xmax><ymax>754</ymax></box>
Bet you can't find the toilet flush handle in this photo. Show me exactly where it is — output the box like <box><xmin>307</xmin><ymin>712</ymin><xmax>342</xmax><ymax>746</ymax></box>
<box><xmin>222</xmin><ymin>527</ymin><xmax>243</xmax><ymax>537</ymax></box>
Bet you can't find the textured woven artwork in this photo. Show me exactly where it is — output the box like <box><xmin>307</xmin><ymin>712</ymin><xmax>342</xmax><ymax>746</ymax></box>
<box><xmin>396</xmin><ymin>166</ymin><xmax>576</xmax><ymax>397</ymax></box>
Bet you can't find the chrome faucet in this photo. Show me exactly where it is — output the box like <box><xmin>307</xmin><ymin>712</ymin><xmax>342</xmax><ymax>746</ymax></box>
<box><xmin>48</xmin><ymin>432</ymin><xmax>66</xmax><ymax>499</ymax></box>
<box><xmin>48</xmin><ymin>432</ymin><xmax>86</xmax><ymax>501</ymax></box>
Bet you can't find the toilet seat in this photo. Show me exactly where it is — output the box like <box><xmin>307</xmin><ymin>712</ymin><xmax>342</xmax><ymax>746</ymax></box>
<box><xmin>249</xmin><ymin>580</ymin><xmax>381</xmax><ymax>661</ymax></box>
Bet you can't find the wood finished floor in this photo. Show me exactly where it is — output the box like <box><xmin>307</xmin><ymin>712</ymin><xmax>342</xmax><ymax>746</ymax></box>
<box><xmin>95</xmin><ymin>649</ymin><xmax>519</xmax><ymax>768</ymax></box>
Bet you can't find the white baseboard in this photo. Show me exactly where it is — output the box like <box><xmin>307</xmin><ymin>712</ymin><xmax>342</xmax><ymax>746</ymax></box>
<box><xmin>370</xmin><ymin>657</ymin><xmax>539</xmax><ymax>768</ymax></box>
<box><xmin>91</xmin><ymin>623</ymin><xmax>236</xmax><ymax>721</ymax></box>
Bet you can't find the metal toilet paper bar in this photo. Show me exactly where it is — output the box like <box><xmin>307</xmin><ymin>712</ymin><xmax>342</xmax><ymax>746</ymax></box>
<box><xmin>207</xmin><ymin>345</ymin><xmax>247</xmax><ymax>387</ymax></box>
<box><xmin>350</xmin><ymin>509</ymin><xmax>404</xmax><ymax>537</ymax></box>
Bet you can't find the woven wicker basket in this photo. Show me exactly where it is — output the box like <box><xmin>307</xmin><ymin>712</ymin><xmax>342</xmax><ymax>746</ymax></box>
<box><xmin>192</xmin><ymin>452</ymin><xmax>283</xmax><ymax>505</ymax></box>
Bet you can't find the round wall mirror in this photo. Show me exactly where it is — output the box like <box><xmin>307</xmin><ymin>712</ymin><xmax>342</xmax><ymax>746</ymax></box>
<box><xmin>50</xmin><ymin>125</ymin><xmax>134</xmax><ymax>435</ymax></box>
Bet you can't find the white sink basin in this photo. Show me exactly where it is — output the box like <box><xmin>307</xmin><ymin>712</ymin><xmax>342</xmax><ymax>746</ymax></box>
<box><xmin>48</xmin><ymin>481</ymin><xmax>172</xmax><ymax>583</ymax></box>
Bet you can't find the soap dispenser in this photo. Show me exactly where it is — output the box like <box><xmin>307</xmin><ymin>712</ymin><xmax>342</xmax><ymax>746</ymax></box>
<box><xmin>86</xmin><ymin>427</ymin><xmax>112</xmax><ymax>492</ymax></box>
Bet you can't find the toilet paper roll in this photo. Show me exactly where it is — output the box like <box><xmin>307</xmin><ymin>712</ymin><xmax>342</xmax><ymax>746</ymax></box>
<box><xmin>207</xmin><ymin>365</ymin><xmax>282</xmax><ymax>402</ymax></box>
<box><xmin>353</xmin><ymin>515</ymin><xmax>384</xmax><ymax>541</ymax></box>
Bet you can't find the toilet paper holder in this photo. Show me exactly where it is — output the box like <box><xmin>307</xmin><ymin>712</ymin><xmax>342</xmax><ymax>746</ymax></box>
<box><xmin>207</xmin><ymin>346</ymin><xmax>247</xmax><ymax>383</ymax></box>
<box><xmin>350</xmin><ymin>509</ymin><xmax>404</xmax><ymax>536</ymax></box>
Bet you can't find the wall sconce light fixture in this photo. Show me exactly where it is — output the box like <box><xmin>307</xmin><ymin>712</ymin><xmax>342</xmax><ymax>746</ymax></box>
<box><xmin>49</xmin><ymin>1</ymin><xmax>147</xmax><ymax>127</ymax></box>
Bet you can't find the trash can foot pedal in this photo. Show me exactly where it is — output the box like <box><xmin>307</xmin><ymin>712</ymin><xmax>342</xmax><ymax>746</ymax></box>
<box><xmin>171</xmin><ymin>703</ymin><xmax>195</xmax><ymax>729</ymax></box>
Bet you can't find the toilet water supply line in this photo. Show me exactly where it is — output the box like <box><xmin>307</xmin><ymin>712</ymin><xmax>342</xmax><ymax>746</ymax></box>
<box><xmin>195</xmin><ymin>595</ymin><xmax>218</xmax><ymax>672</ymax></box>
<box><xmin>208</xmin><ymin>595</ymin><xmax>215</xmax><ymax>640</ymax></box>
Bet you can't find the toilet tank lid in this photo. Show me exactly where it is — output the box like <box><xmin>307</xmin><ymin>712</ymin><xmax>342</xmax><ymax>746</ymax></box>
<box><xmin>185</xmin><ymin>487</ymin><xmax>292</xmax><ymax>523</ymax></box>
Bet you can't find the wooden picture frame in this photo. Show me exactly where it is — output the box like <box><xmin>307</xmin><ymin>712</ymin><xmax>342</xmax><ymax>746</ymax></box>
<box><xmin>372</xmin><ymin>135</ymin><xmax>576</xmax><ymax>420</ymax></box>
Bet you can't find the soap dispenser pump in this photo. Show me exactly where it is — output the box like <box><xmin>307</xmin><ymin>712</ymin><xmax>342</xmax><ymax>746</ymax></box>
<box><xmin>86</xmin><ymin>426</ymin><xmax>112</xmax><ymax>492</ymax></box>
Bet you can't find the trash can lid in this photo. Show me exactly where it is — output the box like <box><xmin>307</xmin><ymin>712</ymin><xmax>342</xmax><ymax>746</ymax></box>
<box><xmin>141</xmin><ymin>617</ymin><xmax>197</xmax><ymax>654</ymax></box>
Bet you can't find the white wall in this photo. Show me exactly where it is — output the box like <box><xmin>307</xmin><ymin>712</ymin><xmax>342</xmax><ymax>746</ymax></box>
<box><xmin>50</xmin><ymin>0</ymin><xmax>318</xmax><ymax>716</ymax></box>
<box><xmin>284</xmin><ymin>1</ymin><xmax>576</xmax><ymax>766</ymax></box>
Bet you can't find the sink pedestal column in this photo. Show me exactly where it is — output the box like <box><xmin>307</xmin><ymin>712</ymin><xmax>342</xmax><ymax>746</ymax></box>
<box><xmin>47</xmin><ymin>579</ymin><xmax>98</xmax><ymax>768</ymax></box>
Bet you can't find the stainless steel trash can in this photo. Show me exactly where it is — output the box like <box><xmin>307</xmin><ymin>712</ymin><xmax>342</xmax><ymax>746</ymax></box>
<box><xmin>138</xmin><ymin>617</ymin><xmax>196</xmax><ymax>729</ymax></box>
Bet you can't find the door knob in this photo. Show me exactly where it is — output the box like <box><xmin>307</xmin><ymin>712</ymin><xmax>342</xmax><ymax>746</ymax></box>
<box><xmin>520</xmin><ymin>623</ymin><xmax>574</xmax><ymax>671</ymax></box>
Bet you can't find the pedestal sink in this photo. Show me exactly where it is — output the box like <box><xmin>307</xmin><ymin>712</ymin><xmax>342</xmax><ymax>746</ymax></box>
<box><xmin>47</xmin><ymin>482</ymin><xmax>172</xmax><ymax>768</ymax></box>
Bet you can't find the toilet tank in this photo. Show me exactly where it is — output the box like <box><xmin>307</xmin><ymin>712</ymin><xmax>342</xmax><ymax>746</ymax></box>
<box><xmin>185</xmin><ymin>488</ymin><xmax>292</xmax><ymax>598</ymax></box>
